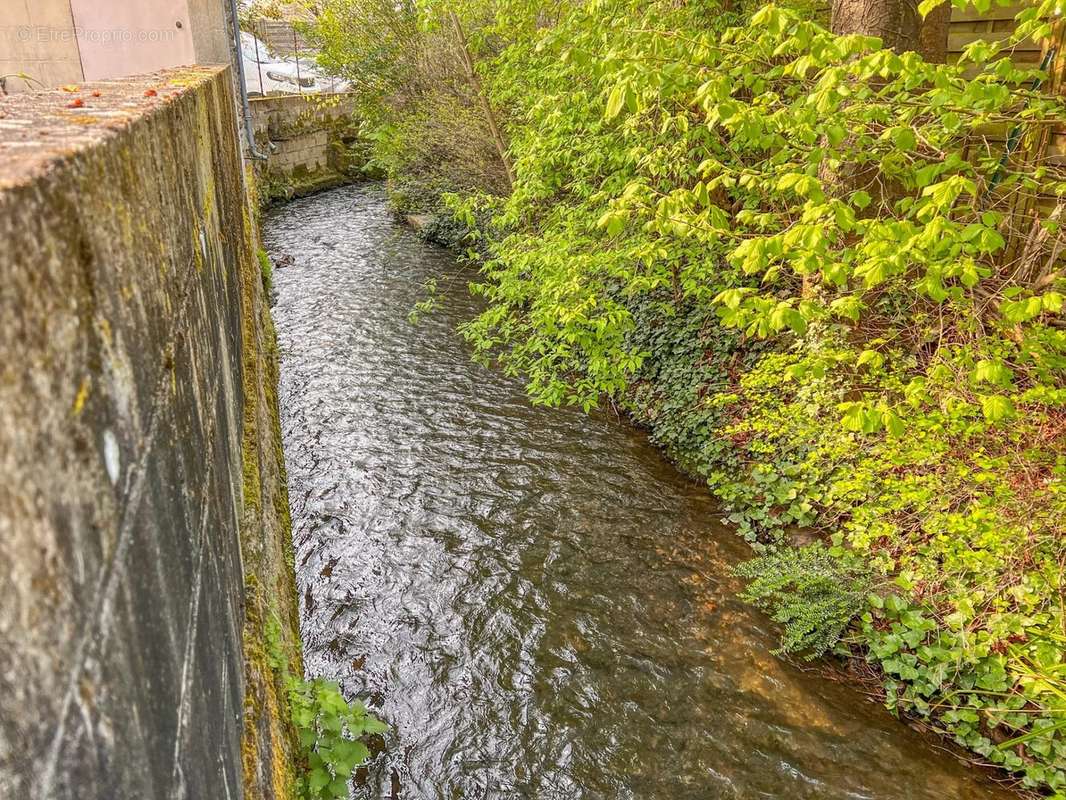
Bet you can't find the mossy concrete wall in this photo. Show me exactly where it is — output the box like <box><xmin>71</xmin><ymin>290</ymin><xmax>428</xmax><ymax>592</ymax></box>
<box><xmin>0</xmin><ymin>67</ymin><xmax>301</xmax><ymax>800</ymax></box>
<box><xmin>249</xmin><ymin>93</ymin><xmax>365</xmax><ymax>202</ymax></box>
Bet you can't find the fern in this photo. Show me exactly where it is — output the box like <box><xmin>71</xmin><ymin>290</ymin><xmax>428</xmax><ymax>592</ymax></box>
<box><xmin>735</xmin><ymin>545</ymin><xmax>871</xmax><ymax>659</ymax></box>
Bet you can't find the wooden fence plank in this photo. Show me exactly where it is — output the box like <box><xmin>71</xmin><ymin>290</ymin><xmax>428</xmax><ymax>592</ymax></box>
<box><xmin>950</xmin><ymin>3</ymin><xmax>1024</xmax><ymax>22</ymax></box>
<box><xmin>949</xmin><ymin>30</ymin><xmax>1042</xmax><ymax>52</ymax></box>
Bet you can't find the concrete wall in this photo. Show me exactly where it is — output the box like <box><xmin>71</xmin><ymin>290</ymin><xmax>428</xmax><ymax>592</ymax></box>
<box><xmin>249</xmin><ymin>93</ymin><xmax>366</xmax><ymax>202</ymax></box>
<box><xmin>0</xmin><ymin>0</ymin><xmax>85</xmax><ymax>90</ymax></box>
<box><xmin>0</xmin><ymin>0</ymin><xmax>231</xmax><ymax>91</ymax></box>
<box><xmin>0</xmin><ymin>66</ymin><xmax>301</xmax><ymax>800</ymax></box>
<box><xmin>187</xmin><ymin>0</ymin><xmax>235</xmax><ymax>64</ymax></box>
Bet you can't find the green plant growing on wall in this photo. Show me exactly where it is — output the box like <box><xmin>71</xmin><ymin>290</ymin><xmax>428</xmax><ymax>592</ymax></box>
<box><xmin>258</xmin><ymin>248</ymin><xmax>274</xmax><ymax>296</ymax></box>
<box><xmin>266</xmin><ymin>618</ymin><xmax>387</xmax><ymax>800</ymax></box>
<box><xmin>288</xmin><ymin>678</ymin><xmax>386</xmax><ymax>799</ymax></box>
<box><xmin>0</xmin><ymin>71</ymin><xmax>44</xmax><ymax>94</ymax></box>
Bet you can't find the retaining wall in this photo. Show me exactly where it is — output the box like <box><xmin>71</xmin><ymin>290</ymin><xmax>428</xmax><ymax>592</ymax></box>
<box><xmin>0</xmin><ymin>66</ymin><xmax>301</xmax><ymax>800</ymax></box>
<box><xmin>249</xmin><ymin>93</ymin><xmax>366</xmax><ymax>202</ymax></box>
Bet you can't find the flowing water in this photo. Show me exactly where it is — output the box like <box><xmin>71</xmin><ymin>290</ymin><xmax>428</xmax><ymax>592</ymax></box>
<box><xmin>265</xmin><ymin>185</ymin><xmax>1010</xmax><ymax>800</ymax></box>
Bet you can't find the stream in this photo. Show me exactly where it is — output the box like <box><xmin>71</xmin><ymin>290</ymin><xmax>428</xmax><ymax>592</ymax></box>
<box><xmin>265</xmin><ymin>185</ymin><xmax>1010</xmax><ymax>800</ymax></box>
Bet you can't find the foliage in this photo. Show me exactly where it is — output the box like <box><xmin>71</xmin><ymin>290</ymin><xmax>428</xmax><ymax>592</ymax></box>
<box><xmin>258</xmin><ymin>248</ymin><xmax>274</xmax><ymax>296</ymax></box>
<box><xmin>862</xmin><ymin>587</ymin><xmax>1066</xmax><ymax>784</ymax></box>
<box><xmin>735</xmin><ymin>544</ymin><xmax>873</xmax><ymax>658</ymax></box>
<box><xmin>287</xmin><ymin>679</ymin><xmax>386</xmax><ymax>799</ymax></box>
<box><xmin>305</xmin><ymin>0</ymin><xmax>515</xmax><ymax>209</ymax></box>
<box><xmin>318</xmin><ymin>0</ymin><xmax>1066</xmax><ymax>788</ymax></box>
<box><xmin>463</xmin><ymin>0</ymin><xmax>1065</xmax><ymax>788</ymax></box>
<box><xmin>462</xmin><ymin>0</ymin><xmax>1065</xmax><ymax>414</ymax></box>
<box><xmin>625</xmin><ymin>275</ymin><xmax>1066</xmax><ymax>788</ymax></box>
<box><xmin>266</xmin><ymin>618</ymin><xmax>387</xmax><ymax>799</ymax></box>
<box><xmin>408</xmin><ymin>277</ymin><xmax>439</xmax><ymax>324</ymax></box>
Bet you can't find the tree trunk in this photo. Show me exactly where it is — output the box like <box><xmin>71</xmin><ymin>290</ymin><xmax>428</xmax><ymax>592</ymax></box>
<box><xmin>919</xmin><ymin>0</ymin><xmax>951</xmax><ymax>63</ymax></box>
<box><xmin>831</xmin><ymin>0</ymin><xmax>921</xmax><ymax>53</ymax></box>
<box><xmin>1017</xmin><ymin>202</ymin><xmax>1065</xmax><ymax>288</ymax></box>
<box><xmin>824</xmin><ymin>0</ymin><xmax>923</xmax><ymax>203</ymax></box>
<box><xmin>448</xmin><ymin>12</ymin><xmax>515</xmax><ymax>191</ymax></box>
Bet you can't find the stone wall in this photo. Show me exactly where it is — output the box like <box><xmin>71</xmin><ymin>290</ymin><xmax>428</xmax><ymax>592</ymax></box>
<box><xmin>249</xmin><ymin>93</ymin><xmax>366</xmax><ymax>202</ymax></box>
<box><xmin>0</xmin><ymin>67</ymin><xmax>301</xmax><ymax>799</ymax></box>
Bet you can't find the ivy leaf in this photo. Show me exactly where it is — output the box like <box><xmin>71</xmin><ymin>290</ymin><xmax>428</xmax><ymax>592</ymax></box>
<box><xmin>885</xmin><ymin>595</ymin><xmax>907</xmax><ymax>614</ymax></box>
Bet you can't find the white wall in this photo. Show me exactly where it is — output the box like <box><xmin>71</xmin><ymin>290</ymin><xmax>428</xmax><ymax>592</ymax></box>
<box><xmin>0</xmin><ymin>0</ymin><xmax>84</xmax><ymax>91</ymax></box>
<box><xmin>0</xmin><ymin>0</ymin><xmax>231</xmax><ymax>90</ymax></box>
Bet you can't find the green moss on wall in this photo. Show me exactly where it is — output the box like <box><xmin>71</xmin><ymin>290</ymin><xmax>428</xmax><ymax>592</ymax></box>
<box><xmin>237</xmin><ymin>159</ymin><xmax>304</xmax><ymax>800</ymax></box>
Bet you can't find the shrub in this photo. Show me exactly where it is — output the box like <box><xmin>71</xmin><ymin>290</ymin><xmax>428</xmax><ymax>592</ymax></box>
<box><xmin>735</xmin><ymin>545</ymin><xmax>873</xmax><ymax>658</ymax></box>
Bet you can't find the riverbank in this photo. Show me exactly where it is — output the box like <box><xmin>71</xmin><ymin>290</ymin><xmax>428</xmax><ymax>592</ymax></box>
<box><xmin>268</xmin><ymin>183</ymin><xmax>1016</xmax><ymax>799</ymax></box>
<box><xmin>398</xmin><ymin>190</ymin><xmax>1064</xmax><ymax>794</ymax></box>
<box><xmin>619</xmin><ymin>295</ymin><xmax>1062</xmax><ymax>794</ymax></box>
<box><xmin>301</xmin><ymin>0</ymin><xmax>1065</xmax><ymax>789</ymax></box>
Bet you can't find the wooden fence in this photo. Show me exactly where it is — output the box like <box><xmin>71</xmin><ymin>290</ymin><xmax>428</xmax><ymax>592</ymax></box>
<box><xmin>250</xmin><ymin>19</ymin><xmax>310</xmax><ymax>56</ymax></box>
